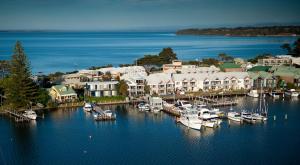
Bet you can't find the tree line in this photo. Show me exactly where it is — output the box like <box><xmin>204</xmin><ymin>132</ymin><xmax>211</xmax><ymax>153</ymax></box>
<box><xmin>0</xmin><ymin>41</ymin><xmax>50</xmax><ymax>110</ymax></box>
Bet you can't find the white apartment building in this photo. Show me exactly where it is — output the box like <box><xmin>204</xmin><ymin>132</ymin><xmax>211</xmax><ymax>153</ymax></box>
<box><xmin>146</xmin><ymin>72</ymin><xmax>251</xmax><ymax>95</ymax></box>
<box><xmin>85</xmin><ymin>81</ymin><xmax>118</xmax><ymax>97</ymax></box>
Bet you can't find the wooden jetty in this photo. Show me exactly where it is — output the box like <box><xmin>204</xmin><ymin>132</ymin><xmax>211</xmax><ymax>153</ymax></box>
<box><xmin>197</xmin><ymin>96</ymin><xmax>237</xmax><ymax>107</ymax></box>
<box><xmin>5</xmin><ymin>110</ymin><xmax>31</xmax><ymax>122</ymax></box>
<box><xmin>162</xmin><ymin>105</ymin><xmax>181</xmax><ymax>117</ymax></box>
<box><xmin>93</xmin><ymin>106</ymin><xmax>116</xmax><ymax>121</ymax></box>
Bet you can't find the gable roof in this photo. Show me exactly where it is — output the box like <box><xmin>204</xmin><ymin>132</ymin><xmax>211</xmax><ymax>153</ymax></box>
<box><xmin>248</xmin><ymin>66</ymin><xmax>271</xmax><ymax>72</ymax></box>
<box><xmin>52</xmin><ymin>85</ymin><xmax>77</xmax><ymax>96</ymax></box>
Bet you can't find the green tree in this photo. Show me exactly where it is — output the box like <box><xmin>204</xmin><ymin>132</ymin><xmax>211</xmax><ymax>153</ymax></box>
<box><xmin>218</xmin><ymin>53</ymin><xmax>234</xmax><ymax>62</ymax></box>
<box><xmin>280</xmin><ymin>38</ymin><xmax>300</xmax><ymax>57</ymax></box>
<box><xmin>158</xmin><ymin>47</ymin><xmax>177</xmax><ymax>64</ymax></box>
<box><xmin>36</xmin><ymin>88</ymin><xmax>51</xmax><ymax>106</ymax></box>
<box><xmin>136</xmin><ymin>47</ymin><xmax>178</xmax><ymax>66</ymax></box>
<box><xmin>293</xmin><ymin>38</ymin><xmax>300</xmax><ymax>57</ymax></box>
<box><xmin>117</xmin><ymin>80</ymin><xmax>128</xmax><ymax>96</ymax></box>
<box><xmin>5</xmin><ymin>41</ymin><xmax>39</xmax><ymax>109</ymax></box>
<box><xmin>281</xmin><ymin>43</ymin><xmax>292</xmax><ymax>54</ymax></box>
<box><xmin>201</xmin><ymin>58</ymin><xmax>220</xmax><ymax>66</ymax></box>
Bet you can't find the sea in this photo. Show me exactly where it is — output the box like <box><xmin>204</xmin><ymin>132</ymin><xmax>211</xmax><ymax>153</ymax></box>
<box><xmin>0</xmin><ymin>97</ymin><xmax>300</xmax><ymax>165</ymax></box>
<box><xmin>0</xmin><ymin>31</ymin><xmax>297</xmax><ymax>74</ymax></box>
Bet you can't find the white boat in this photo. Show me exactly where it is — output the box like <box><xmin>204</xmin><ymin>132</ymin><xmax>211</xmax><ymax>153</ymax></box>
<box><xmin>268</xmin><ymin>91</ymin><xmax>280</xmax><ymax>98</ymax></box>
<box><xmin>93</xmin><ymin>110</ymin><xmax>115</xmax><ymax>120</ymax></box>
<box><xmin>198</xmin><ymin>108</ymin><xmax>219</xmax><ymax>120</ymax></box>
<box><xmin>227</xmin><ymin>112</ymin><xmax>241</xmax><ymax>122</ymax></box>
<box><xmin>23</xmin><ymin>110</ymin><xmax>37</xmax><ymax>120</ymax></box>
<box><xmin>83</xmin><ymin>103</ymin><xmax>93</xmax><ymax>112</ymax></box>
<box><xmin>103</xmin><ymin>110</ymin><xmax>113</xmax><ymax>117</ymax></box>
<box><xmin>176</xmin><ymin>100</ymin><xmax>192</xmax><ymax>109</ymax></box>
<box><xmin>252</xmin><ymin>113</ymin><xmax>267</xmax><ymax>121</ymax></box>
<box><xmin>179</xmin><ymin>109</ymin><xmax>202</xmax><ymax>130</ymax></box>
<box><xmin>247</xmin><ymin>90</ymin><xmax>259</xmax><ymax>98</ymax></box>
<box><xmin>241</xmin><ymin>111</ymin><xmax>256</xmax><ymax>124</ymax></box>
<box><xmin>285</xmin><ymin>89</ymin><xmax>299</xmax><ymax>97</ymax></box>
<box><xmin>152</xmin><ymin>107</ymin><xmax>161</xmax><ymax>113</ymax></box>
<box><xmin>138</xmin><ymin>103</ymin><xmax>150</xmax><ymax>111</ymax></box>
<box><xmin>198</xmin><ymin>108</ymin><xmax>221</xmax><ymax>128</ymax></box>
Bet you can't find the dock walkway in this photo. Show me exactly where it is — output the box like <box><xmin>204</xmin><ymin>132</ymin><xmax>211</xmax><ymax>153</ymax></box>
<box><xmin>5</xmin><ymin>110</ymin><xmax>31</xmax><ymax>122</ymax></box>
<box><xmin>93</xmin><ymin>106</ymin><xmax>116</xmax><ymax>121</ymax></box>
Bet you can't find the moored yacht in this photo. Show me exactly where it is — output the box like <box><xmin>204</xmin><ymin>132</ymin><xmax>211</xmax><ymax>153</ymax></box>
<box><xmin>247</xmin><ymin>90</ymin><xmax>259</xmax><ymax>98</ymax></box>
<box><xmin>179</xmin><ymin>109</ymin><xmax>202</xmax><ymax>130</ymax></box>
<box><xmin>227</xmin><ymin>112</ymin><xmax>241</xmax><ymax>122</ymax></box>
<box><xmin>241</xmin><ymin>111</ymin><xmax>256</xmax><ymax>124</ymax></box>
<box><xmin>198</xmin><ymin>108</ymin><xmax>222</xmax><ymax>128</ymax></box>
<box><xmin>176</xmin><ymin>100</ymin><xmax>192</xmax><ymax>109</ymax></box>
<box><xmin>138</xmin><ymin>103</ymin><xmax>150</xmax><ymax>111</ymax></box>
<box><xmin>23</xmin><ymin>110</ymin><xmax>37</xmax><ymax>120</ymax></box>
<box><xmin>83</xmin><ymin>102</ymin><xmax>93</xmax><ymax>112</ymax></box>
<box><xmin>268</xmin><ymin>91</ymin><xmax>280</xmax><ymax>98</ymax></box>
<box><xmin>285</xmin><ymin>89</ymin><xmax>299</xmax><ymax>97</ymax></box>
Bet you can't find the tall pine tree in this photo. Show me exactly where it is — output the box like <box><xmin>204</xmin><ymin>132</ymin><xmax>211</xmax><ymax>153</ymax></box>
<box><xmin>5</xmin><ymin>41</ymin><xmax>38</xmax><ymax>109</ymax></box>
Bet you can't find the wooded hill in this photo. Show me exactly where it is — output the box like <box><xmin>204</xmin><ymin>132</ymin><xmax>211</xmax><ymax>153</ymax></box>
<box><xmin>176</xmin><ymin>26</ymin><xmax>300</xmax><ymax>36</ymax></box>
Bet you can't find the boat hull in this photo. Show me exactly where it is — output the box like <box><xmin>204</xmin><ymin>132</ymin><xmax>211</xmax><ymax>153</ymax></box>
<box><xmin>179</xmin><ymin>119</ymin><xmax>202</xmax><ymax>130</ymax></box>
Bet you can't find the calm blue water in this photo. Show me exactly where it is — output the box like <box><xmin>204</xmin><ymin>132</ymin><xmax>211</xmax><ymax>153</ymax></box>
<box><xmin>0</xmin><ymin>97</ymin><xmax>300</xmax><ymax>165</ymax></box>
<box><xmin>0</xmin><ymin>31</ymin><xmax>297</xmax><ymax>74</ymax></box>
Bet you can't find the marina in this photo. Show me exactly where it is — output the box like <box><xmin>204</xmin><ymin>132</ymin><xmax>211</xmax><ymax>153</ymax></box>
<box><xmin>0</xmin><ymin>97</ymin><xmax>299</xmax><ymax>164</ymax></box>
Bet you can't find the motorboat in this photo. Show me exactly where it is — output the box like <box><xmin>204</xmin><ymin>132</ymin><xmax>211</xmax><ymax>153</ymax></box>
<box><xmin>178</xmin><ymin>109</ymin><xmax>202</xmax><ymax>130</ymax></box>
<box><xmin>138</xmin><ymin>103</ymin><xmax>150</xmax><ymax>111</ymax></box>
<box><xmin>241</xmin><ymin>111</ymin><xmax>256</xmax><ymax>124</ymax></box>
<box><xmin>152</xmin><ymin>107</ymin><xmax>161</xmax><ymax>113</ymax></box>
<box><xmin>227</xmin><ymin>112</ymin><xmax>241</xmax><ymax>122</ymax></box>
<box><xmin>23</xmin><ymin>110</ymin><xmax>37</xmax><ymax>120</ymax></box>
<box><xmin>252</xmin><ymin>113</ymin><xmax>267</xmax><ymax>122</ymax></box>
<box><xmin>83</xmin><ymin>102</ymin><xmax>93</xmax><ymax>112</ymax></box>
<box><xmin>285</xmin><ymin>89</ymin><xmax>299</xmax><ymax>97</ymax></box>
<box><xmin>247</xmin><ymin>90</ymin><xmax>259</xmax><ymax>98</ymax></box>
<box><xmin>103</xmin><ymin>110</ymin><xmax>113</xmax><ymax>118</ymax></box>
<box><xmin>198</xmin><ymin>108</ymin><xmax>219</xmax><ymax>120</ymax></box>
<box><xmin>198</xmin><ymin>108</ymin><xmax>221</xmax><ymax>128</ymax></box>
<box><xmin>209</xmin><ymin>108</ymin><xmax>225</xmax><ymax>118</ymax></box>
<box><xmin>93</xmin><ymin>110</ymin><xmax>116</xmax><ymax>120</ymax></box>
<box><xmin>176</xmin><ymin>100</ymin><xmax>192</xmax><ymax>109</ymax></box>
<box><xmin>268</xmin><ymin>91</ymin><xmax>280</xmax><ymax>98</ymax></box>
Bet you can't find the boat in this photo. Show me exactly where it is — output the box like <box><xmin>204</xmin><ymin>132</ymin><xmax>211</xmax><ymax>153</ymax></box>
<box><xmin>241</xmin><ymin>111</ymin><xmax>256</xmax><ymax>124</ymax></box>
<box><xmin>178</xmin><ymin>109</ymin><xmax>202</xmax><ymax>130</ymax></box>
<box><xmin>285</xmin><ymin>89</ymin><xmax>299</xmax><ymax>97</ymax></box>
<box><xmin>252</xmin><ymin>113</ymin><xmax>267</xmax><ymax>121</ymax></box>
<box><xmin>175</xmin><ymin>100</ymin><xmax>192</xmax><ymax>109</ymax></box>
<box><xmin>198</xmin><ymin>108</ymin><xmax>222</xmax><ymax>128</ymax></box>
<box><xmin>94</xmin><ymin>110</ymin><xmax>116</xmax><ymax>121</ymax></box>
<box><xmin>247</xmin><ymin>90</ymin><xmax>259</xmax><ymax>98</ymax></box>
<box><xmin>83</xmin><ymin>102</ymin><xmax>93</xmax><ymax>112</ymax></box>
<box><xmin>268</xmin><ymin>91</ymin><xmax>280</xmax><ymax>98</ymax></box>
<box><xmin>209</xmin><ymin>108</ymin><xmax>225</xmax><ymax>118</ymax></box>
<box><xmin>23</xmin><ymin>110</ymin><xmax>37</xmax><ymax>120</ymax></box>
<box><xmin>227</xmin><ymin>112</ymin><xmax>241</xmax><ymax>122</ymax></box>
<box><xmin>138</xmin><ymin>103</ymin><xmax>150</xmax><ymax>111</ymax></box>
<box><xmin>152</xmin><ymin>107</ymin><xmax>161</xmax><ymax>113</ymax></box>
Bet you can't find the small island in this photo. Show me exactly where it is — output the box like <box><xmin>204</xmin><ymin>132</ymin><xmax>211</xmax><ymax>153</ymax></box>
<box><xmin>176</xmin><ymin>26</ymin><xmax>300</xmax><ymax>36</ymax></box>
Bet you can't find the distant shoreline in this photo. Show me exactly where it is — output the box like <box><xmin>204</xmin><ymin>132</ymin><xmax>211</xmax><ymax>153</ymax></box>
<box><xmin>176</xmin><ymin>26</ymin><xmax>300</xmax><ymax>37</ymax></box>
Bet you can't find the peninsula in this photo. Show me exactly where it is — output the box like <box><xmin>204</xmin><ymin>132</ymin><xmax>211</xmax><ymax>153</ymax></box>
<box><xmin>176</xmin><ymin>26</ymin><xmax>300</xmax><ymax>36</ymax></box>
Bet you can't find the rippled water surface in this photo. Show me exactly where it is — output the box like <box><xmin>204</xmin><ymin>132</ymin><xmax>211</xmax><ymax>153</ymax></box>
<box><xmin>0</xmin><ymin>32</ymin><xmax>297</xmax><ymax>73</ymax></box>
<box><xmin>0</xmin><ymin>97</ymin><xmax>300</xmax><ymax>165</ymax></box>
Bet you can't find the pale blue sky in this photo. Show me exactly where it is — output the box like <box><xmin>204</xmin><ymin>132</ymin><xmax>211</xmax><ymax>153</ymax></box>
<box><xmin>0</xmin><ymin>0</ymin><xmax>299</xmax><ymax>30</ymax></box>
